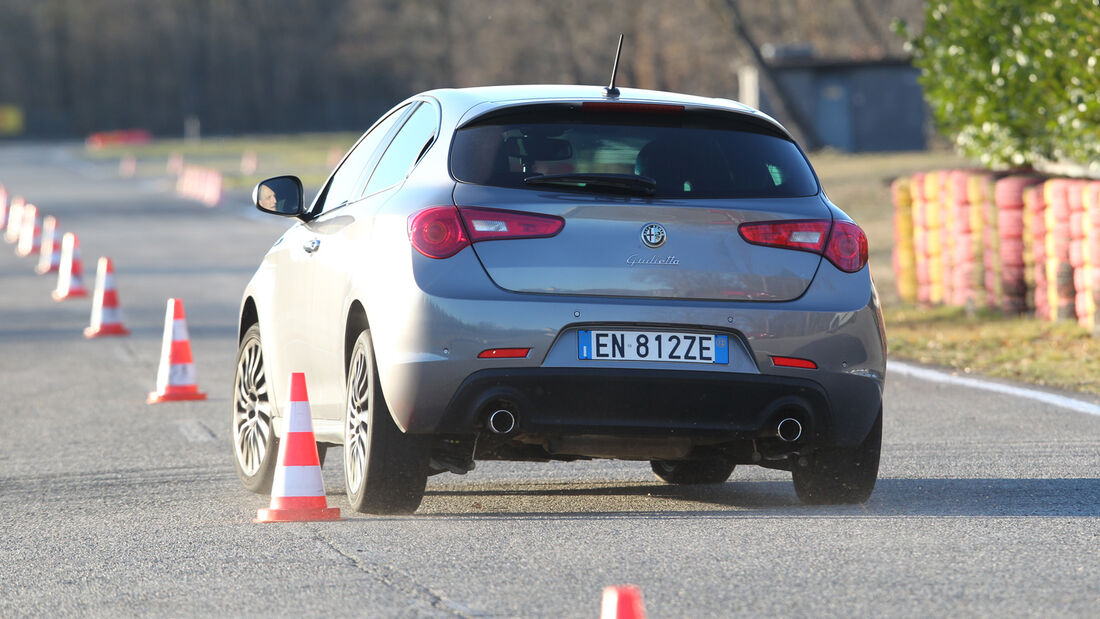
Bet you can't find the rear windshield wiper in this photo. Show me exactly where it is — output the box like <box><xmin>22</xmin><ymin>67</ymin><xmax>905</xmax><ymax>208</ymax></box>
<box><xmin>523</xmin><ymin>173</ymin><xmax>657</xmax><ymax>196</ymax></box>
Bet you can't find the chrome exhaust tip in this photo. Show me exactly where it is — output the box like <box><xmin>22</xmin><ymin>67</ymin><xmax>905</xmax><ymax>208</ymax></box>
<box><xmin>487</xmin><ymin>409</ymin><xmax>517</xmax><ymax>435</ymax></box>
<box><xmin>776</xmin><ymin>417</ymin><xmax>803</xmax><ymax>443</ymax></box>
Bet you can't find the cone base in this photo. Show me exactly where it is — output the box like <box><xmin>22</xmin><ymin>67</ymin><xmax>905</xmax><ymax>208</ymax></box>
<box><xmin>254</xmin><ymin>506</ymin><xmax>341</xmax><ymax>523</ymax></box>
<box><xmin>52</xmin><ymin>289</ymin><xmax>88</xmax><ymax>301</ymax></box>
<box><xmin>85</xmin><ymin>324</ymin><xmax>131</xmax><ymax>338</ymax></box>
<box><xmin>147</xmin><ymin>390</ymin><xmax>207</xmax><ymax>404</ymax></box>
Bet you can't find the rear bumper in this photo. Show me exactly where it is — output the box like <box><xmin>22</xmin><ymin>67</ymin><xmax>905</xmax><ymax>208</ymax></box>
<box><xmin>436</xmin><ymin>367</ymin><xmax>881</xmax><ymax>447</ymax></box>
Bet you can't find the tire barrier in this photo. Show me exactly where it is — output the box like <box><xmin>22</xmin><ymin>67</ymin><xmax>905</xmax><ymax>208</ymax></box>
<box><xmin>893</xmin><ymin>171</ymin><xmax>1100</xmax><ymax>333</ymax></box>
<box><xmin>948</xmin><ymin>170</ymin><xmax>978</xmax><ymax>309</ymax></box>
<box><xmin>1045</xmin><ymin>179</ymin><xmax>1076</xmax><ymax>321</ymax></box>
<box><xmin>925</xmin><ymin>172</ymin><xmax>944</xmax><ymax>304</ymax></box>
<box><xmin>911</xmin><ymin>172</ymin><xmax>930</xmax><ymax>305</ymax></box>
<box><xmin>892</xmin><ymin>177</ymin><xmax>917</xmax><ymax>303</ymax></box>
<box><xmin>997</xmin><ymin>176</ymin><xmax>1040</xmax><ymax>315</ymax></box>
<box><xmin>969</xmin><ymin>172</ymin><xmax>999</xmax><ymax>310</ymax></box>
<box><xmin>1024</xmin><ymin>184</ymin><xmax>1048</xmax><ymax>319</ymax></box>
<box><xmin>176</xmin><ymin>165</ymin><xmax>223</xmax><ymax>207</ymax></box>
<box><xmin>1078</xmin><ymin>182</ymin><xmax>1100</xmax><ymax>333</ymax></box>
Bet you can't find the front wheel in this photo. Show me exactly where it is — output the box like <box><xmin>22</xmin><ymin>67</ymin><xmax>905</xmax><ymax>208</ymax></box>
<box><xmin>344</xmin><ymin>330</ymin><xmax>430</xmax><ymax>514</ymax></box>
<box><xmin>792</xmin><ymin>408</ymin><xmax>881</xmax><ymax>505</ymax></box>
<box><xmin>651</xmin><ymin>457</ymin><xmax>735</xmax><ymax>484</ymax></box>
<box><xmin>232</xmin><ymin>324</ymin><xmax>278</xmax><ymax>493</ymax></box>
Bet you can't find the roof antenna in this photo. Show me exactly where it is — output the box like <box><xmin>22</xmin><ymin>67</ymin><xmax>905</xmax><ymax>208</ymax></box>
<box><xmin>603</xmin><ymin>34</ymin><xmax>624</xmax><ymax>97</ymax></box>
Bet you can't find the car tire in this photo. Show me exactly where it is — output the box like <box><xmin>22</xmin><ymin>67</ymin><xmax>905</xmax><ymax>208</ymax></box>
<box><xmin>344</xmin><ymin>329</ymin><xmax>430</xmax><ymax>514</ymax></box>
<box><xmin>232</xmin><ymin>324</ymin><xmax>279</xmax><ymax>493</ymax></box>
<box><xmin>650</xmin><ymin>457</ymin><xmax>735</xmax><ymax>484</ymax></box>
<box><xmin>792</xmin><ymin>408</ymin><xmax>881</xmax><ymax>505</ymax></box>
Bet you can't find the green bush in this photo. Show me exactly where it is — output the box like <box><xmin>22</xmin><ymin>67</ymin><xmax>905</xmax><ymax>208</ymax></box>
<box><xmin>900</xmin><ymin>1</ymin><xmax>1100</xmax><ymax>169</ymax></box>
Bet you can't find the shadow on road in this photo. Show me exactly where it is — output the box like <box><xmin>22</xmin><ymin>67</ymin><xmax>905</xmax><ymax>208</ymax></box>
<box><xmin>415</xmin><ymin>477</ymin><xmax>1100</xmax><ymax>519</ymax></box>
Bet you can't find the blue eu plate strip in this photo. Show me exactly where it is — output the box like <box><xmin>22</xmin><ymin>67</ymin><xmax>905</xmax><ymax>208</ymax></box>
<box><xmin>578</xmin><ymin>330</ymin><xmax>592</xmax><ymax>360</ymax></box>
<box><xmin>715</xmin><ymin>335</ymin><xmax>729</xmax><ymax>364</ymax></box>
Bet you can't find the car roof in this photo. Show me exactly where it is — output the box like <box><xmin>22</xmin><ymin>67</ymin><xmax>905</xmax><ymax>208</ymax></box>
<box><xmin>416</xmin><ymin>84</ymin><xmax>788</xmax><ymax>138</ymax></box>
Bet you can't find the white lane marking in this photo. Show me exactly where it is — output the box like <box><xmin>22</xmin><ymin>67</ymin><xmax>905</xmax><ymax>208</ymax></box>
<box><xmin>889</xmin><ymin>360</ymin><xmax>1100</xmax><ymax>417</ymax></box>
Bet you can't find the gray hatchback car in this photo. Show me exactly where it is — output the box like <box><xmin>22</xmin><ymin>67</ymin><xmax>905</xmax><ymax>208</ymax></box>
<box><xmin>233</xmin><ymin>85</ymin><xmax>886</xmax><ymax>514</ymax></box>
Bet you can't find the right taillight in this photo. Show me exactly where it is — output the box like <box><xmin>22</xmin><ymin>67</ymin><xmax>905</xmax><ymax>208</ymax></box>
<box><xmin>409</xmin><ymin>206</ymin><xmax>564</xmax><ymax>259</ymax></box>
<box><xmin>823</xmin><ymin>221</ymin><xmax>868</xmax><ymax>273</ymax></box>
<box><xmin>739</xmin><ymin>219</ymin><xmax>868</xmax><ymax>273</ymax></box>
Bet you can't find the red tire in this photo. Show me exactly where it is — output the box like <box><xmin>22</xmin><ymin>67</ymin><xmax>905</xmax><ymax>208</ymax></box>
<box><xmin>995</xmin><ymin>176</ymin><xmax>1042</xmax><ymax>209</ymax></box>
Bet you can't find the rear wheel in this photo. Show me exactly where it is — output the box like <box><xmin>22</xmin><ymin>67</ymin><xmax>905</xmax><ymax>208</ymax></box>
<box><xmin>344</xmin><ymin>330</ymin><xmax>430</xmax><ymax>514</ymax></box>
<box><xmin>792</xmin><ymin>408</ymin><xmax>881</xmax><ymax>505</ymax></box>
<box><xmin>651</xmin><ymin>457</ymin><xmax>735</xmax><ymax>484</ymax></box>
<box><xmin>232</xmin><ymin>324</ymin><xmax>278</xmax><ymax>493</ymax></box>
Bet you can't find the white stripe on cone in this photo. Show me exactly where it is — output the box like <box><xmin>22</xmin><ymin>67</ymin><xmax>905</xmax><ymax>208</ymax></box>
<box><xmin>172</xmin><ymin>318</ymin><xmax>189</xmax><ymax>342</ymax></box>
<box><xmin>271</xmin><ymin>465</ymin><xmax>326</xmax><ymax>499</ymax></box>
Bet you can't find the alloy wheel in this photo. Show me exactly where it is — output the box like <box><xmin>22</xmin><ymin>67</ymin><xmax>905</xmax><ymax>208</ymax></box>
<box><xmin>345</xmin><ymin>344</ymin><xmax>371</xmax><ymax>494</ymax></box>
<box><xmin>233</xmin><ymin>336</ymin><xmax>273</xmax><ymax>477</ymax></box>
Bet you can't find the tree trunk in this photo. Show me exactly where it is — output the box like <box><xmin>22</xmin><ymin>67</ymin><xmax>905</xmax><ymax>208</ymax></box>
<box><xmin>709</xmin><ymin>0</ymin><xmax>822</xmax><ymax>150</ymax></box>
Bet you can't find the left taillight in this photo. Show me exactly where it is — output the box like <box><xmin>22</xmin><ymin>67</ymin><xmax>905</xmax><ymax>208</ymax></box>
<box><xmin>409</xmin><ymin>206</ymin><xmax>564</xmax><ymax>259</ymax></box>
<box><xmin>739</xmin><ymin>219</ymin><xmax>868</xmax><ymax>273</ymax></box>
<box><xmin>408</xmin><ymin>206</ymin><xmax>469</xmax><ymax>259</ymax></box>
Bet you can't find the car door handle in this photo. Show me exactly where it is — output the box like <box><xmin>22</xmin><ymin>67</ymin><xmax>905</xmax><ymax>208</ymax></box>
<box><xmin>303</xmin><ymin>238</ymin><xmax>321</xmax><ymax>253</ymax></box>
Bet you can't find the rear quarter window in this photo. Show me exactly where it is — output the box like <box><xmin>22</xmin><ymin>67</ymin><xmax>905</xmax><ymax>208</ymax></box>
<box><xmin>450</xmin><ymin>106</ymin><xmax>819</xmax><ymax>199</ymax></box>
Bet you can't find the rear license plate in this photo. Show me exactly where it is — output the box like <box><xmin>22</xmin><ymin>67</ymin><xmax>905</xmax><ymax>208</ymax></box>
<box><xmin>578</xmin><ymin>330</ymin><xmax>729</xmax><ymax>364</ymax></box>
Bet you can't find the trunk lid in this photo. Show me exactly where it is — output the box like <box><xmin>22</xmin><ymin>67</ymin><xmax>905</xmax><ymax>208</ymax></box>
<box><xmin>454</xmin><ymin>185</ymin><xmax>830</xmax><ymax>301</ymax></box>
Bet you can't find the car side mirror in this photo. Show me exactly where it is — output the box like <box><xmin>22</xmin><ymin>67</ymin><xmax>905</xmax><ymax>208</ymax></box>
<box><xmin>253</xmin><ymin>175</ymin><xmax>304</xmax><ymax>217</ymax></box>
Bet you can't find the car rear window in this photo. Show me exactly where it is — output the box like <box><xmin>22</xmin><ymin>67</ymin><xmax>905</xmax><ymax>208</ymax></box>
<box><xmin>450</xmin><ymin>105</ymin><xmax>819</xmax><ymax>199</ymax></box>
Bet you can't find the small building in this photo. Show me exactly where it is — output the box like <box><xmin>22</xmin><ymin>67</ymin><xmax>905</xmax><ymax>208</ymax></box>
<box><xmin>753</xmin><ymin>55</ymin><xmax>929</xmax><ymax>152</ymax></box>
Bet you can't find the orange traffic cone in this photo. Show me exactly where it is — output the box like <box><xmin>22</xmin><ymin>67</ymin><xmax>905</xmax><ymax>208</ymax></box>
<box><xmin>255</xmin><ymin>372</ymin><xmax>341</xmax><ymax>523</ymax></box>
<box><xmin>601</xmin><ymin>586</ymin><xmax>647</xmax><ymax>619</ymax></box>
<box><xmin>3</xmin><ymin>196</ymin><xmax>23</xmax><ymax>243</ymax></box>
<box><xmin>52</xmin><ymin>232</ymin><xmax>87</xmax><ymax>300</ymax></box>
<box><xmin>36</xmin><ymin>216</ymin><xmax>61</xmax><ymax>274</ymax></box>
<box><xmin>15</xmin><ymin>203</ymin><xmax>40</xmax><ymax>257</ymax></box>
<box><xmin>85</xmin><ymin>257</ymin><xmax>130</xmax><ymax>337</ymax></box>
<box><xmin>147</xmin><ymin>298</ymin><xmax>207</xmax><ymax>403</ymax></box>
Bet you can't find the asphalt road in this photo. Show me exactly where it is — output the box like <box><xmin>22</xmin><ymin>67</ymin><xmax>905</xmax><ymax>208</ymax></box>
<box><xmin>1</xmin><ymin>143</ymin><xmax>1098</xmax><ymax>617</ymax></box>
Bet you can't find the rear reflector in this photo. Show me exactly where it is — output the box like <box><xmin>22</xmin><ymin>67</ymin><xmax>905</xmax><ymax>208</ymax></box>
<box><xmin>478</xmin><ymin>348</ymin><xmax>531</xmax><ymax>359</ymax></box>
<box><xmin>771</xmin><ymin>356</ymin><xmax>817</xmax><ymax>369</ymax></box>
